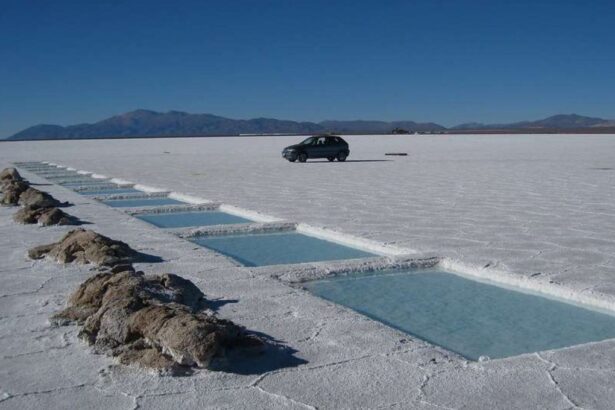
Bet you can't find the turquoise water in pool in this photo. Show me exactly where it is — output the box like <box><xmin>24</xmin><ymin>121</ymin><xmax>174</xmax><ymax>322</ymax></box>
<box><xmin>59</xmin><ymin>181</ymin><xmax>111</xmax><ymax>187</ymax></box>
<box><xmin>45</xmin><ymin>175</ymin><xmax>86</xmax><ymax>180</ymax></box>
<box><xmin>81</xmin><ymin>188</ymin><xmax>142</xmax><ymax>196</ymax></box>
<box><xmin>137</xmin><ymin>211</ymin><xmax>250</xmax><ymax>228</ymax></box>
<box><xmin>192</xmin><ymin>232</ymin><xmax>375</xmax><ymax>267</ymax></box>
<box><xmin>103</xmin><ymin>197</ymin><xmax>185</xmax><ymax>208</ymax></box>
<box><xmin>303</xmin><ymin>270</ymin><xmax>615</xmax><ymax>360</ymax></box>
<box><xmin>40</xmin><ymin>171</ymin><xmax>79</xmax><ymax>175</ymax></box>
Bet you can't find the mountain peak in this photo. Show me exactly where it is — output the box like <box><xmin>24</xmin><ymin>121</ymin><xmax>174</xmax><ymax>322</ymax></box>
<box><xmin>119</xmin><ymin>109</ymin><xmax>161</xmax><ymax>118</ymax></box>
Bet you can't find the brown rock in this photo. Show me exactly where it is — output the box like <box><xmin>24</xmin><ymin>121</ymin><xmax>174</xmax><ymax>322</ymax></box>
<box><xmin>52</xmin><ymin>269</ymin><xmax>259</xmax><ymax>374</ymax></box>
<box><xmin>116</xmin><ymin>342</ymin><xmax>181</xmax><ymax>375</ymax></box>
<box><xmin>0</xmin><ymin>180</ymin><xmax>29</xmax><ymax>206</ymax></box>
<box><xmin>27</xmin><ymin>229</ymin><xmax>141</xmax><ymax>266</ymax></box>
<box><xmin>13</xmin><ymin>206</ymin><xmax>39</xmax><ymax>224</ymax></box>
<box><xmin>128</xmin><ymin>304</ymin><xmax>241</xmax><ymax>367</ymax></box>
<box><xmin>18</xmin><ymin>187</ymin><xmax>63</xmax><ymax>209</ymax></box>
<box><xmin>27</xmin><ymin>243</ymin><xmax>57</xmax><ymax>260</ymax></box>
<box><xmin>38</xmin><ymin>207</ymin><xmax>76</xmax><ymax>225</ymax></box>
<box><xmin>0</xmin><ymin>167</ymin><xmax>23</xmax><ymax>183</ymax></box>
<box><xmin>14</xmin><ymin>206</ymin><xmax>77</xmax><ymax>226</ymax></box>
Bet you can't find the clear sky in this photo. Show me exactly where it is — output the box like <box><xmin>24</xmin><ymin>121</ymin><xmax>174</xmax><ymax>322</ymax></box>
<box><xmin>1</xmin><ymin>0</ymin><xmax>614</xmax><ymax>137</ymax></box>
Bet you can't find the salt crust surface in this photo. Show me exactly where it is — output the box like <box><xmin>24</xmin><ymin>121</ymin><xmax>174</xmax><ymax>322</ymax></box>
<box><xmin>2</xmin><ymin>134</ymin><xmax>615</xmax><ymax>409</ymax></box>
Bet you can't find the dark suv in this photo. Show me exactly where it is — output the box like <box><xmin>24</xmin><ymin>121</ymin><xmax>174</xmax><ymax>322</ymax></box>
<box><xmin>282</xmin><ymin>135</ymin><xmax>350</xmax><ymax>162</ymax></box>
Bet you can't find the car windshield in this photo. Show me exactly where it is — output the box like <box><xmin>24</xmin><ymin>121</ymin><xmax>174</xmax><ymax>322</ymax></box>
<box><xmin>300</xmin><ymin>137</ymin><xmax>316</xmax><ymax>145</ymax></box>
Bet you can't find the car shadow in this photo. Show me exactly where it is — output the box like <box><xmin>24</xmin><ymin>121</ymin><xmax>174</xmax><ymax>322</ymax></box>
<box><xmin>305</xmin><ymin>159</ymin><xmax>393</xmax><ymax>163</ymax></box>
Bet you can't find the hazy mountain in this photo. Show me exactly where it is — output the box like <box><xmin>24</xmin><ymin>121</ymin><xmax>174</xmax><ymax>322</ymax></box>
<box><xmin>7</xmin><ymin>110</ymin><xmax>445</xmax><ymax>140</ymax></box>
<box><xmin>7</xmin><ymin>111</ymin><xmax>614</xmax><ymax>140</ymax></box>
<box><xmin>9</xmin><ymin>124</ymin><xmax>68</xmax><ymax>139</ymax></box>
<box><xmin>7</xmin><ymin>110</ymin><xmax>325</xmax><ymax>140</ymax></box>
<box><xmin>452</xmin><ymin>114</ymin><xmax>615</xmax><ymax>130</ymax></box>
<box><xmin>319</xmin><ymin>120</ymin><xmax>445</xmax><ymax>133</ymax></box>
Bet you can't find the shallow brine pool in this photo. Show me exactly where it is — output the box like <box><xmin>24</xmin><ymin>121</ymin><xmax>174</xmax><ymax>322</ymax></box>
<box><xmin>42</xmin><ymin>174</ymin><xmax>86</xmax><ymax>180</ymax></box>
<box><xmin>80</xmin><ymin>188</ymin><xmax>141</xmax><ymax>196</ymax></box>
<box><xmin>60</xmin><ymin>180</ymin><xmax>110</xmax><ymax>186</ymax></box>
<box><xmin>30</xmin><ymin>170</ymin><xmax>69</xmax><ymax>175</ymax></box>
<box><xmin>63</xmin><ymin>183</ymin><xmax>112</xmax><ymax>189</ymax></box>
<box><xmin>103</xmin><ymin>197</ymin><xmax>185</xmax><ymax>208</ymax></box>
<box><xmin>137</xmin><ymin>210</ymin><xmax>250</xmax><ymax>228</ymax></box>
<box><xmin>303</xmin><ymin>270</ymin><xmax>615</xmax><ymax>360</ymax></box>
<box><xmin>192</xmin><ymin>231</ymin><xmax>375</xmax><ymax>267</ymax></box>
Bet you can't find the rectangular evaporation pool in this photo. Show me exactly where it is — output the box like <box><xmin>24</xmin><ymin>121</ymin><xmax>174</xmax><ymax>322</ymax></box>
<box><xmin>192</xmin><ymin>231</ymin><xmax>375</xmax><ymax>267</ymax></box>
<box><xmin>40</xmin><ymin>171</ymin><xmax>79</xmax><ymax>175</ymax></box>
<box><xmin>66</xmin><ymin>184</ymin><xmax>114</xmax><ymax>190</ymax></box>
<box><xmin>80</xmin><ymin>188</ymin><xmax>141</xmax><ymax>196</ymax></box>
<box><xmin>59</xmin><ymin>179</ymin><xmax>99</xmax><ymax>183</ymax></box>
<box><xmin>43</xmin><ymin>175</ymin><xmax>84</xmax><ymax>180</ymax></box>
<box><xmin>136</xmin><ymin>210</ymin><xmax>250</xmax><ymax>228</ymax></box>
<box><xmin>303</xmin><ymin>270</ymin><xmax>615</xmax><ymax>360</ymax></box>
<box><xmin>57</xmin><ymin>178</ymin><xmax>102</xmax><ymax>183</ymax></box>
<box><xmin>103</xmin><ymin>197</ymin><xmax>185</xmax><ymax>208</ymax></box>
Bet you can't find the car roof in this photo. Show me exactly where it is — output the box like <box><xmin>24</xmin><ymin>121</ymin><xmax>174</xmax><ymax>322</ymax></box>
<box><xmin>313</xmin><ymin>134</ymin><xmax>342</xmax><ymax>139</ymax></box>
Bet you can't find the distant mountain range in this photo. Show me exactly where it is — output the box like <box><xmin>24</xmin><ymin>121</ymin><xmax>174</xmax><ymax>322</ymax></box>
<box><xmin>5</xmin><ymin>111</ymin><xmax>615</xmax><ymax>140</ymax></box>
<box><xmin>452</xmin><ymin>114</ymin><xmax>615</xmax><ymax>131</ymax></box>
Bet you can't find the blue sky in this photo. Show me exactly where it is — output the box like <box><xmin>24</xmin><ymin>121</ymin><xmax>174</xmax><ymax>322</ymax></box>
<box><xmin>1</xmin><ymin>0</ymin><xmax>614</xmax><ymax>136</ymax></box>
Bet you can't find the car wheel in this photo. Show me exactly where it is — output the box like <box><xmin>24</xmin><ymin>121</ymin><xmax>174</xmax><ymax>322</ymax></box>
<box><xmin>336</xmin><ymin>152</ymin><xmax>347</xmax><ymax>162</ymax></box>
<box><xmin>298</xmin><ymin>153</ymin><xmax>308</xmax><ymax>163</ymax></box>
<box><xmin>288</xmin><ymin>157</ymin><xmax>296</xmax><ymax>162</ymax></box>
<box><xmin>327</xmin><ymin>156</ymin><xmax>335</xmax><ymax>162</ymax></box>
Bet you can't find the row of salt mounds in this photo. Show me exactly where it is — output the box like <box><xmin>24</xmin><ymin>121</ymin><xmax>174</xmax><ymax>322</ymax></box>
<box><xmin>10</xmin><ymin>183</ymin><xmax>268</xmax><ymax>375</ymax></box>
<box><xmin>1</xmin><ymin>167</ymin><xmax>79</xmax><ymax>225</ymax></box>
<box><xmin>51</xmin><ymin>265</ymin><xmax>263</xmax><ymax>375</ymax></box>
<box><xmin>0</xmin><ymin>167</ymin><xmax>29</xmax><ymax>205</ymax></box>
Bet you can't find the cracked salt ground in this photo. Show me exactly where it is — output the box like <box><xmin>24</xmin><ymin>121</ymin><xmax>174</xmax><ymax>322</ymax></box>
<box><xmin>3</xmin><ymin>135</ymin><xmax>615</xmax><ymax>409</ymax></box>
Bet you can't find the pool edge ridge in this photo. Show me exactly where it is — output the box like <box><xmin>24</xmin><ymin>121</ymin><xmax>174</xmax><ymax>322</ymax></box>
<box><xmin>267</xmin><ymin>255</ymin><xmax>440</xmax><ymax>284</ymax></box>
<box><xmin>296</xmin><ymin>222</ymin><xmax>416</xmax><ymax>257</ymax></box>
<box><xmin>127</xmin><ymin>203</ymin><xmax>222</xmax><ymax>216</ymax></box>
<box><xmin>439</xmin><ymin>258</ymin><xmax>615</xmax><ymax>316</ymax></box>
<box><xmin>176</xmin><ymin>221</ymin><xmax>299</xmax><ymax>239</ymax></box>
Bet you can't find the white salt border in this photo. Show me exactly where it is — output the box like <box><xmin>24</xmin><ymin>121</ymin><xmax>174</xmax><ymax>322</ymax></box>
<box><xmin>218</xmin><ymin>204</ymin><xmax>284</xmax><ymax>223</ymax></box>
<box><xmin>296</xmin><ymin>223</ymin><xmax>415</xmax><ymax>257</ymax></box>
<box><xmin>167</xmin><ymin>192</ymin><xmax>212</xmax><ymax>205</ymax></box>
<box><xmin>440</xmin><ymin>258</ymin><xmax>615</xmax><ymax>316</ymax></box>
<box><xmin>132</xmin><ymin>184</ymin><xmax>169</xmax><ymax>193</ymax></box>
<box><xmin>109</xmin><ymin>177</ymin><xmax>134</xmax><ymax>185</ymax></box>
